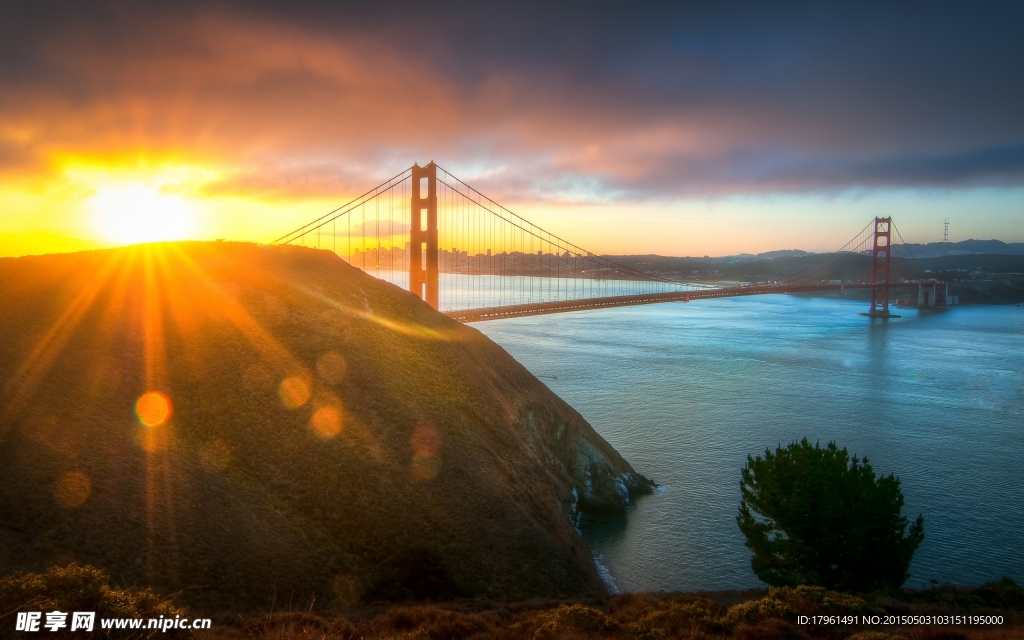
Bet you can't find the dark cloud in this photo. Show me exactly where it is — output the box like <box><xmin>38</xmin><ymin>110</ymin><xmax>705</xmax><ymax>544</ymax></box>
<box><xmin>1</xmin><ymin>1</ymin><xmax>1022</xmax><ymax>200</ymax></box>
<box><xmin>853</xmin><ymin>144</ymin><xmax>1024</xmax><ymax>186</ymax></box>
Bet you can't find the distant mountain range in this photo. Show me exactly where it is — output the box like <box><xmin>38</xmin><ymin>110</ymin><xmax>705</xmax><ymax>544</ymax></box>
<box><xmin>735</xmin><ymin>249</ymin><xmax>814</xmax><ymax>260</ymax></box>
<box><xmin>893</xmin><ymin>239</ymin><xmax>1024</xmax><ymax>258</ymax></box>
<box><xmin>726</xmin><ymin>240</ymin><xmax>1024</xmax><ymax>261</ymax></box>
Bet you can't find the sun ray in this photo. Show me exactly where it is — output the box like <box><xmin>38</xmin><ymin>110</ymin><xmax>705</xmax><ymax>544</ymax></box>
<box><xmin>163</xmin><ymin>244</ymin><xmax>308</xmax><ymax>373</ymax></box>
<box><xmin>160</xmin><ymin>244</ymin><xmax>364</xmax><ymax>446</ymax></box>
<box><xmin>0</xmin><ymin>251</ymin><xmax>129</xmax><ymax>429</ymax></box>
<box><xmin>140</xmin><ymin>245</ymin><xmax>182</xmax><ymax>585</ymax></box>
<box><xmin>289</xmin><ymin>279</ymin><xmax>461</xmax><ymax>342</ymax></box>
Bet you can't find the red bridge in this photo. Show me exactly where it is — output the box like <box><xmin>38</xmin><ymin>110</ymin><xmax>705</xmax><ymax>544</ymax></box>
<box><xmin>277</xmin><ymin>162</ymin><xmax>949</xmax><ymax>322</ymax></box>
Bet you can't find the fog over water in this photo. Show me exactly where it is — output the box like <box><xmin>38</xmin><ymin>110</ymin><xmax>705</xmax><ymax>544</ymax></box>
<box><xmin>475</xmin><ymin>295</ymin><xmax>1024</xmax><ymax>592</ymax></box>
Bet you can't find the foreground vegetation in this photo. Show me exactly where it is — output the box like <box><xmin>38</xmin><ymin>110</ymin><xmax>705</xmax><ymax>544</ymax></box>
<box><xmin>204</xmin><ymin>581</ymin><xmax>1023</xmax><ymax>640</ymax></box>
<box><xmin>201</xmin><ymin>581</ymin><xmax>1021</xmax><ymax>640</ymax></box>
<box><xmin>195</xmin><ymin>579</ymin><xmax>1024</xmax><ymax>639</ymax></box>
<box><xmin>3</xmin><ymin>566</ymin><xmax>1021</xmax><ymax>639</ymax></box>
<box><xmin>0</xmin><ymin>565</ymin><xmax>187</xmax><ymax>638</ymax></box>
<box><xmin>739</xmin><ymin>440</ymin><xmax>924</xmax><ymax>592</ymax></box>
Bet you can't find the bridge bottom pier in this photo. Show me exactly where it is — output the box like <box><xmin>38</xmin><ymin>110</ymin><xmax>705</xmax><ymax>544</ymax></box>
<box><xmin>858</xmin><ymin>310</ymin><xmax>902</xmax><ymax>318</ymax></box>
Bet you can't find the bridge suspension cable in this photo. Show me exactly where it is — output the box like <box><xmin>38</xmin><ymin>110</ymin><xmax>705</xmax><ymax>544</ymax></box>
<box><xmin>433</xmin><ymin>165</ymin><xmax>701</xmax><ymax>288</ymax></box>
<box><xmin>890</xmin><ymin>220</ymin><xmax>927</xmax><ymax>278</ymax></box>
<box><xmin>770</xmin><ymin>218</ymin><xmax>927</xmax><ymax>289</ymax></box>
<box><xmin>273</xmin><ymin>168</ymin><xmax>412</xmax><ymax>246</ymax></box>
<box><xmin>276</xmin><ymin>163</ymin><xmax>705</xmax><ymax>314</ymax></box>
<box><xmin>275</xmin><ymin>162</ymin><xmax>941</xmax><ymax>320</ymax></box>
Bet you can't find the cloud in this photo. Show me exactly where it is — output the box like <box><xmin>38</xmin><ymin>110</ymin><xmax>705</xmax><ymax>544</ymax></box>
<box><xmin>0</xmin><ymin>1</ymin><xmax>1022</xmax><ymax>203</ymax></box>
<box><xmin>852</xmin><ymin>144</ymin><xmax>1024</xmax><ymax>186</ymax></box>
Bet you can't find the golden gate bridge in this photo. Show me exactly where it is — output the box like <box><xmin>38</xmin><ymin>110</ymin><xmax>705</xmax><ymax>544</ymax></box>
<box><xmin>275</xmin><ymin>162</ymin><xmax>949</xmax><ymax>322</ymax></box>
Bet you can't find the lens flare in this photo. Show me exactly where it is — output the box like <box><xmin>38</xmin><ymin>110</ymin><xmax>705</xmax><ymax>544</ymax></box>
<box><xmin>278</xmin><ymin>376</ymin><xmax>311</xmax><ymax>409</ymax></box>
<box><xmin>54</xmin><ymin>471</ymin><xmax>91</xmax><ymax>507</ymax></box>
<box><xmin>410</xmin><ymin>424</ymin><xmax>441</xmax><ymax>458</ymax></box>
<box><xmin>311</xmin><ymin>406</ymin><xmax>343</xmax><ymax>438</ymax></box>
<box><xmin>135</xmin><ymin>391</ymin><xmax>172</xmax><ymax>426</ymax></box>
<box><xmin>410</xmin><ymin>425</ymin><xmax>442</xmax><ymax>481</ymax></box>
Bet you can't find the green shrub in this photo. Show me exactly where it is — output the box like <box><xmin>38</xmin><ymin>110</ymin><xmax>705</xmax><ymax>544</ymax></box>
<box><xmin>738</xmin><ymin>439</ymin><xmax>924</xmax><ymax>592</ymax></box>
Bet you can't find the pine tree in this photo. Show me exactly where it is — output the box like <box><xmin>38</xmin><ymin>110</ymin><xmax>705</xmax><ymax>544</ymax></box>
<box><xmin>737</xmin><ymin>438</ymin><xmax>924</xmax><ymax>592</ymax></box>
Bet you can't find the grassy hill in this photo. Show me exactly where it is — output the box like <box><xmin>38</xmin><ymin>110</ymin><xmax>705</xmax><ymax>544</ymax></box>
<box><xmin>0</xmin><ymin>242</ymin><xmax>652</xmax><ymax>610</ymax></box>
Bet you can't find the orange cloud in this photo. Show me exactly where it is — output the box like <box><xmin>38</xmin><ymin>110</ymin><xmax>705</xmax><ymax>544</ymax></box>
<box><xmin>1</xmin><ymin>2</ymin><xmax>1021</xmax><ymax>257</ymax></box>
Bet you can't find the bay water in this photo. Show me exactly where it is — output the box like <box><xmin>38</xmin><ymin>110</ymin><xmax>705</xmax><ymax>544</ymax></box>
<box><xmin>473</xmin><ymin>294</ymin><xmax>1024</xmax><ymax>593</ymax></box>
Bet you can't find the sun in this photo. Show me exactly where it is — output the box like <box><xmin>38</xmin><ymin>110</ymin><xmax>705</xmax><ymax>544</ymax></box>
<box><xmin>90</xmin><ymin>184</ymin><xmax>197</xmax><ymax>245</ymax></box>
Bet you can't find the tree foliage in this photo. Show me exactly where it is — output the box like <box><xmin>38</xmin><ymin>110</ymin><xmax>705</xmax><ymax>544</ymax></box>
<box><xmin>737</xmin><ymin>438</ymin><xmax>924</xmax><ymax>592</ymax></box>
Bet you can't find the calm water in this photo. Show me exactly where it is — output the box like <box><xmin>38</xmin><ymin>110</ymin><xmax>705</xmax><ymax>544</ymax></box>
<box><xmin>474</xmin><ymin>295</ymin><xmax>1024</xmax><ymax>592</ymax></box>
<box><xmin>368</xmin><ymin>271</ymin><xmax>688</xmax><ymax>312</ymax></box>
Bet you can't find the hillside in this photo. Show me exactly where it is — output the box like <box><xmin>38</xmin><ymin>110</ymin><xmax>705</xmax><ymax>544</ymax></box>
<box><xmin>0</xmin><ymin>242</ymin><xmax>652</xmax><ymax>610</ymax></box>
<box><xmin>897</xmin><ymin>239</ymin><xmax>1024</xmax><ymax>258</ymax></box>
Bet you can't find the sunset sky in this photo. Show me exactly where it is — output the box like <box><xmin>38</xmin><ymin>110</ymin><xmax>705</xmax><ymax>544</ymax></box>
<box><xmin>1</xmin><ymin>1</ymin><xmax>1022</xmax><ymax>258</ymax></box>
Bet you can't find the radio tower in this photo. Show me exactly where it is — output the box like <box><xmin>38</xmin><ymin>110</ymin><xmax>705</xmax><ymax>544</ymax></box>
<box><xmin>944</xmin><ymin>218</ymin><xmax>949</xmax><ymax>243</ymax></box>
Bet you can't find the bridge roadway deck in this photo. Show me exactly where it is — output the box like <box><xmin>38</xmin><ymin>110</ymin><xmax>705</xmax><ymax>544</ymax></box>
<box><xmin>443</xmin><ymin>282</ymin><xmax>930</xmax><ymax>323</ymax></box>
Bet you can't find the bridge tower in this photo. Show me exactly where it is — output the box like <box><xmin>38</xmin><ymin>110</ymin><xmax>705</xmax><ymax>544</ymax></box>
<box><xmin>410</xmin><ymin>162</ymin><xmax>439</xmax><ymax>309</ymax></box>
<box><xmin>867</xmin><ymin>216</ymin><xmax>894</xmax><ymax>318</ymax></box>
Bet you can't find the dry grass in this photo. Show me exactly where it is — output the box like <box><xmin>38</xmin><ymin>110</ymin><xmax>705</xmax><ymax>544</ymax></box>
<box><xmin>0</xmin><ymin>564</ymin><xmax>187</xmax><ymax>638</ymax></box>
<box><xmin>192</xmin><ymin>585</ymin><xmax>1023</xmax><ymax>640</ymax></box>
<box><xmin>2</xmin><ymin>565</ymin><xmax>1020</xmax><ymax>640</ymax></box>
